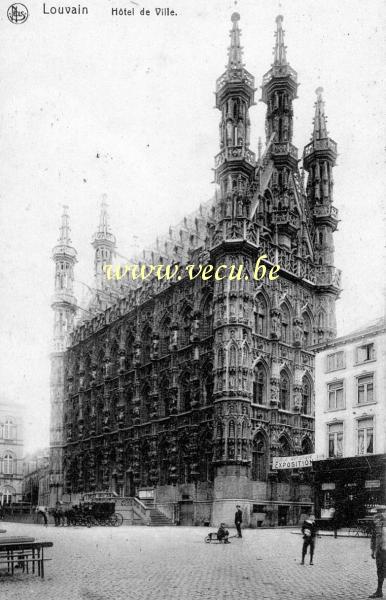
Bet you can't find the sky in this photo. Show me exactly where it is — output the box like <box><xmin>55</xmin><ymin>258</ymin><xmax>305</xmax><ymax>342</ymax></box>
<box><xmin>0</xmin><ymin>0</ymin><xmax>385</xmax><ymax>451</ymax></box>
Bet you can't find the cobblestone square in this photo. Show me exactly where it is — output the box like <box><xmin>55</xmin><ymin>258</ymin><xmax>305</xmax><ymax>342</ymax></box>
<box><xmin>0</xmin><ymin>522</ymin><xmax>377</xmax><ymax>600</ymax></box>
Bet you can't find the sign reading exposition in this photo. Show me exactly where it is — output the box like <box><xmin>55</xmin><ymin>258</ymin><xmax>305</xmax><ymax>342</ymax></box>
<box><xmin>272</xmin><ymin>454</ymin><xmax>315</xmax><ymax>470</ymax></box>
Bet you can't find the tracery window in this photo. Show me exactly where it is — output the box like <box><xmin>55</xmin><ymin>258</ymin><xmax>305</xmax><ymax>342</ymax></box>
<box><xmin>180</xmin><ymin>307</ymin><xmax>192</xmax><ymax>348</ymax></box>
<box><xmin>281</xmin><ymin>305</ymin><xmax>290</xmax><ymax>343</ymax></box>
<box><xmin>180</xmin><ymin>373</ymin><xmax>191</xmax><ymax>412</ymax></box>
<box><xmin>201</xmin><ymin>297</ymin><xmax>213</xmax><ymax>338</ymax></box>
<box><xmin>253</xmin><ymin>364</ymin><xmax>267</xmax><ymax>405</ymax></box>
<box><xmin>279</xmin><ymin>371</ymin><xmax>290</xmax><ymax>410</ymax></box>
<box><xmin>251</xmin><ymin>434</ymin><xmax>267</xmax><ymax>481</ymax></box>
<box><xmin>301</xmin><ymin>375</ymin><xmax>312</xmax><ymax>415</ymax></box>
<box><xmin>159</xmin><ymin>317</ymin><xmax>171</xmax><ymax>356</ymax></box>
<box><xmin>303</xmin><ymin>313</ymin><xmax>312</xmax><ymax>347</ymax></box>
<box><xmin>142</xmin><ymin>325</ymin><xmax>152</xmax><ymax>364</ymax></box>
<box><xmin>255</xmin><ymin>295</ymin><xmax>268</xmax><ymax>336</ymax></box>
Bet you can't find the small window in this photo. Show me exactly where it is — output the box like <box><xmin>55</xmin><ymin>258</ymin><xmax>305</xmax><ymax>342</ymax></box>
<box><xmin>356</xmin><ymin>343</ymin><xmax>375</xmax><ymax>364</ymax></box>
<box><xmin>328</xmin><ymin>381</ymin><xmax>344</xmax><ymax>410</ymax></box>
<box><xmin>357</xmin><ymin>418</ymin><xmax>374</xmax><ymax>455</ymax></box>
<box><xmin>328</xmin><ymin>422</ymin><xmax>343</xmax><ymax>458</ymax></box>
<box><xmin>357</xmin><ymin>374</ymin><xmax>374</xmax><ymax>405</ymax></box>
<box><xmin>326</xmin><ymin>351</ymin><xmax>345</xmax><ymax>372</ymax></box>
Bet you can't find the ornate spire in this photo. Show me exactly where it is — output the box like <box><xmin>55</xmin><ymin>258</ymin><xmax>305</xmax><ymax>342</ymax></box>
<box><xmin>312</xmin><ymin>87</ymin><xmax>328</xmax><ymax>141</ymax></box>
<box><xmin>273</xmin><ymin>15</ymin><xmax>287</xmax><ymax>66</ymax></box>
<box><xmin>53</xmin><ymin>205</ymin><xmax>77</xmax><ymax>262</ymax></box>
<box><xmin>227</xmin><ymin>12</ymin><xmax>243</xmax><ymax>71</ymax></box>
<box><xmin>93</xmin><ymin>194</ymin><xmax>116</xmax><ymax>246</ymax></box>
<box><xmin>58</xmin><ymin>205</ymin><xmax>71</xmax><ymax>245</ymax></box>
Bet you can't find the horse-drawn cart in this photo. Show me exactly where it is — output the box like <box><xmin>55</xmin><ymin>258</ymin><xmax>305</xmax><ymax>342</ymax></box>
<box><xmin>67</xmin><ymin>493</ymin><xmax>123</xmax><ymax>527</ymax></box>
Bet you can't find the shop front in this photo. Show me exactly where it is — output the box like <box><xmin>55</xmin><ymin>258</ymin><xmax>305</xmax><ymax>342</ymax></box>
<box><xmin>313</xmin><ymin>454</ymin><xmax>386</xmax><ymax>526</ymax></box>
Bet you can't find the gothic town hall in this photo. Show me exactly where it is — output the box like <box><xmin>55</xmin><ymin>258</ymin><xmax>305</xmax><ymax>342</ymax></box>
<box><xmin>49</xmin><ymin>14</ymin><xmax>341</xmax><ymax>526</ymax></box>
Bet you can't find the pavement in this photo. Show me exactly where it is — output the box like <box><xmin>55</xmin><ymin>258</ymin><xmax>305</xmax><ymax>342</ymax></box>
<box><xmin>0</xmin><ymin>521</ymin><xmax>379</xmax><ymax>600</ymax></box>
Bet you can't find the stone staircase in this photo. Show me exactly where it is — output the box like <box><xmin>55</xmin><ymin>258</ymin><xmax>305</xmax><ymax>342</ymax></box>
<box><xmin>149</xmin><ymin>507</ymin><xmax>173</xmax><ymax>526</ymax></box>
<box><xmin>140</xmin><ymin>498</ymin><xmax>174</xmax><ymax>526</ymax></box>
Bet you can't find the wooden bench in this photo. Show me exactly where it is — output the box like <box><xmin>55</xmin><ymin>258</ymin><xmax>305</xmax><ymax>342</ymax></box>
<box><xmin>0</xmin><ymin>539</ymin><xmax>53</xmax><ymax>579</ymax></box>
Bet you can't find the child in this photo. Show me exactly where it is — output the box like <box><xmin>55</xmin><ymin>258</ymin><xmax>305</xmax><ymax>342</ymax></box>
<box><xmin>301</xmin><ymin>514</ymin><xmax>317</xmax><ymax>565</ymax></box>
<box><xmin>217</xmin><ymin>522</ymin><xmax>230</xmax><ymax>544</ymax></box>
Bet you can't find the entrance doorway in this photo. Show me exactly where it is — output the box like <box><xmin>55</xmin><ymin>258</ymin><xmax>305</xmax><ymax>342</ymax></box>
<box><xmin>278</xmin><ymin>505</ymin><xmax>289</xmax><ymax>526</ymax></box>
<box><xmin>125</xmin><ymin>472</ymin><xmax>135</xmax><ymax>497</ymax></box>
<box><xmin>179</xmin><ymin>501</ymin><xmax>194</xmax><ymax>525</ymax></box>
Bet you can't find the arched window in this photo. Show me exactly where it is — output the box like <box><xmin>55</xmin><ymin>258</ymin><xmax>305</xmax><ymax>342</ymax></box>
<box><xmin>0</xmin><ymin>485</ymin><xmax>15</xmax><ymax>506</ymax></box>
<box><xmin>159</xmin><ymin>317</ymin><xmax>171</xmax><ymax>356</ymax></box>
<box><xmin>318</xmin><ymin>310</ymin><xmax>327</xmax><ymax>329</ymax></box>
<box><xmin>180</xmin><ymin>373</ymin><xmax>191</xmax><ymax>412</ymax></box>
<box><xmin>125</xmin><ymin>330</ymin><xmax>134</xmax><ymax>371</ymax></box>
<box><xmin>203</xmin><ymin>370</ymin><xmax>213</xmax><ymax>406</ymax></box>
<box><xmin>279</xmin><ymin>371</ymin><xmax>290</xmax><ymax>410</ymax></box>
<box><xmin>199</xmin><ymin>432</ymin><xmax>213</xmax><ymax>482</ymax></box>
<box><xmin>281</xmin><ymin>305</ymin><xmax>290</xmax><ymax>344</ymax></box>
<box><xmin>142</xmin><ymin>325</ymin><xmax>152</xmax><ymax>364</ymax></box>
<box><xmin>251</xmin><ymin>434</ymin><xmax>267</xmax><ymax>481</ymax></box>
<box><xmin>177</xmin><ymin>439</ymin><xmax>189</xmax><ymax>484</ymax></box>
<box><xmin>278</xmin><ymin>436</ymin><xmax>291</xmax><ymax>457</ymax></box>
<box><xmin>110</xmin><ymin>343</ymin><xmax>119</xmax><ymax>378</ymax></box>
<box><xmin>159</xmin><ymin>378</ymin><xmax>170</xmax><ymax>418</ymax></box>
<box><xmin>303</xmin><ymin>313</ymin><xmax>312</xmax><ymax>347</ymax></box>
<box><xmin>241</xmin><ymin>345</ymin><xmax>249</xmax><ymax>367</ymax></box>
<box><xmin>159</xmin><ymin>441</ymin><xmax>169</xmax><ymax>486</ymax></box>
<box><xmin>255</xmin><ymin>295</ymin><xmax>268</xmax><ymax>336</ymax></box>
<box><xmin>301</xmin><ymin>375</ymin><xmax>312</xmax><ymax>415</ymax></box>
<box><xmin>201</xmin><ymin>296</ymin><xmax>213</xmax><ymax>338</ymax></box>
<box><xmin>140</xmin><ymin>442</ymin><xmax>150</xmax><ymax>487</ymax></box>
<box><xmin>3</xmin><ymin>452</ymin><xmax>14</xmax><ymax>475</ymax></box>
<box><xmin>301</xmin><ymin>437</ymin><xmax>313</xmax><ymax>454</ymax></box>
<box><xmin>229</xmin><ymin>344</ymin><xmax>237</xmax><ymax>367</ymax></box>
<box><xmin>253</xmin><ymin>364</ymin><xmax>267</xmax><ymax>405</ymax></box>
<box><xmin>141</xmin><ymin>383</ymin><xmax>151</xmax><ymax>422</ymax></box>
<box><xmin>180</xmin><ymin>306</ymin><xmax>192</xmax><ymax>347</ymax></box>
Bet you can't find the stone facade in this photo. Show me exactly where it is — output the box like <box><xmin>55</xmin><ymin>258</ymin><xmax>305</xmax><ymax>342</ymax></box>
<box><xmin>313</xmin><ymin>318</ymin><xmax>386</xmax><ymax>525</ymax></box>
<box><xmin>50</xmin><ymin>14</ymin><xmax>341</xmax><ymax>526</ymax></box>
<box><xmin>0</xmin><ymin>401</ymin><xmax>24</xmax><ymax>505</ymax></box>
<box><xmin>23</xmin><ymin>448</ymin><xmax>51</xmax><ymax>507</ymax></box>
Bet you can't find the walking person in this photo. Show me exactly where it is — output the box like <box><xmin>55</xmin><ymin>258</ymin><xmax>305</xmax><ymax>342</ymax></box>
<box><xmin>331</xmin><ymin>507</ymin><xmax>341</xmax><ymax>539</ymax></box>
<box><xmin>235</xmin><ymin>504</ymin><xmax>243</xmax><ymax>538</ymax></box>
<box><xmin>301</xmin><ymin>514</ymin><xmax>317</xmax><ymax>565</ymax></box>
<box><xmin>369</xmin><ymin>510</ymin><xmax>386</xmax><ymax>598</ymax></box>
<box><xmin>37</xmin><ymin>505</ymin><xmax>48</xmax><ymax>527</ymax></box>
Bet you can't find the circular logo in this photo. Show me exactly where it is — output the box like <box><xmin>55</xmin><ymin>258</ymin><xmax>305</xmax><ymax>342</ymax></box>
<box><xmin>7</xmin><ymin>3</ymin><xmax>28</xmax><ymax>24</ymax></box>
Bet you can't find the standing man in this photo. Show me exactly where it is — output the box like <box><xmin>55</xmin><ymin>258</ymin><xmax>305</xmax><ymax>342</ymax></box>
<box><xmin>235</xmin><ymin>505</ymin><xmax>243</xmax><ymax>538</ymax></box>
<box><xmin>369</xmin><ymin>510</ymin><xmax>386</xmax><ymax>598</ymax></box>
<box><xmin>301</xmin><ymin>514</ymin><xmax>317</xmax><ymax>565</ymax></box>
<box><xmin>37</xmin><ymin>506</ymin><xmax>48</xmax><ymax>527</ymax></box>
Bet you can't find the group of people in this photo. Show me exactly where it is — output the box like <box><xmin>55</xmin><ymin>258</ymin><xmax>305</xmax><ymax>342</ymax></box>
<box><xmin>216</xmin><ymin>505</ymin><xmax>243</xmax><ymax>544</ymax></box>
<box><xmin>35</xmin><ymin>502</ymin><xmax>66</xmax><ymax>527</ymax></box>
<box><xmin>213</xmin><ymin>503</ymin><xmax>386</xmax><ymax>600</ymax></box>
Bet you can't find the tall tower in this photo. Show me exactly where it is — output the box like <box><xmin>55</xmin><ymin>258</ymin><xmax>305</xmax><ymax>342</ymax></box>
<box><xmin>49</xmin><ymin>206</ymin><xmax>77</xmax><ymax>505</ymax></box>
<box><xmin>211</xmin><ymin>13</ymin><xmax>256</xmax><ymax>522</ymax></box>
<box><xmin>92</xmin><ymin>194</ymin><xmax>116</xmax><ymax>291</ymax></box>
<box><xmin>261</xmin><ymin>14</ymin><xmax>300</xmax><ymax>250</ymax></box>
<box><xmin>303</xmin><ymin>87</ymin><xmax>340</xmax><ymax>340</ymax></box>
